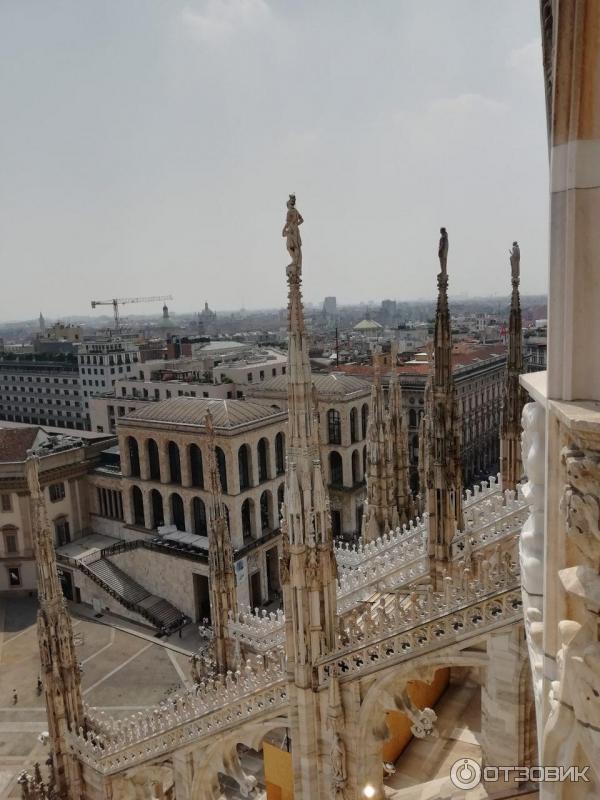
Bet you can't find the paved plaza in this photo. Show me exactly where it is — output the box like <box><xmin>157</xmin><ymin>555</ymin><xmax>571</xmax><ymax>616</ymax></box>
<box><xmin>0</xmin><ymin>596</ymin><xmax>195</xmax><ymax>798</ymax></box>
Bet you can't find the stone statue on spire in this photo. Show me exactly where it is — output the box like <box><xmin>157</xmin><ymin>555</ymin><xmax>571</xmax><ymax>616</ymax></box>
<box><xmin>438</xmin><ymin>227</ymin><xmax>449</xmax><ymax>275</ymax></box>
<box><xmin>510</xmin><ymin>241</ymin><xmax>520</xmax><ymax>285</ymax></box>
<box><xmin>282</xmin><ymin>193</ymin><xmax>304</xmax><ymax>275</ymax></box>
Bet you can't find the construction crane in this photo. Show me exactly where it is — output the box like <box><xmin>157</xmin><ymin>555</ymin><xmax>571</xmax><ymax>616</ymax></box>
<box><xmin>90</xmin><ymin>295</ymin><xmax>173</xmax><ymax>330</ymax></box>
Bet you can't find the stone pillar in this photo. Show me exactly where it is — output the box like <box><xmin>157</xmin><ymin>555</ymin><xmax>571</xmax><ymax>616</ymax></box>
<box><xmin>172</xmin><ymin>751</ymin><xmax>194</xmax><ymax>800</ymax></box>
<box><xmin>158</xmin><ymin>443</ymin><xmax>170</xmax><ymax>486</ymax></box>
<box><xmin>139</xmin><ymin>438</ymin><xmax>150</xmax><ymax>481</ymax></box>
<box><xmin>68</xmin><ymin>478</ymin><xmax>83</xmax><ymax>535</ymax></box>
<box><xmin>184</xmin><ymin>497</ymin><xmax>193</xmax><ymax>534</ymax></box>
<box><xmin>119</xmin><ymin>435</ymin><xmax>132</xmax><ymax>478</ymax></box>
<box><xmin>122</xmin><ymin>485</ymin><xmax>134</xmax><ymax>526</ymax></box>
<box><xmin>165</xmin><ymin>490</ymin><xmax>174</xmax><ymax>525</ymax></box>
<box><xmin>481</xmin><ymin>627</ymin><xmax>524</xmax><ymax>795</ymax></box>
<box><xmin>142</xmin><ymin>490</ymin><xmax>153</xmax><ymax>532</ymax></box>
<box><xmin>180</xmin><ymin>441</ymin><xmax>192</xmax><ymax>488</ymax></box>
<box><xmin>251</xmin><ymin>496</ymin><xmax>260</xmax><ymax>537</ymax></box>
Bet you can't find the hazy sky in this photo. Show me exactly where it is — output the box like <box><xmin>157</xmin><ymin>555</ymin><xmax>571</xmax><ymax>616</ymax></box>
<box><xmin>0</xmin><ymin>1</ymin><xmax>548</xmax><ymax>322</ymax></box>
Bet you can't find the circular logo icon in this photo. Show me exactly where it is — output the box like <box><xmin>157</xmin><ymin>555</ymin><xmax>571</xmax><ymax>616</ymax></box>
<box><xmin>450</xmin><ymin>758</ymin><xmax>482</xmax><ymax>790</ymax></box>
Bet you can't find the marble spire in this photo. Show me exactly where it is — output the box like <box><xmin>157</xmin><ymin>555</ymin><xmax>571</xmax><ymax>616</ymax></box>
<box><xmin>423</xmin><ymin>228</ymin><xmax>464</xmax><ymax>587</ymax></box>
<box><xmin>25</xmin><ymin>453</ymin><xmax>84</xmax><ymax>800</ymax></box>
<box><xmin>280</xmin><ymin>195</ymin><xmax>338</xmax><ymax>799</ymax></box>
<box><xmin>363</xmin><ymin>369</ymin><xmax>393</xmax><ymax>542</ymax></box>
<box><xmin>388</xmin><ymin>373</ymin><xmax>414</xmax><ymax>526</ymax></box>
<box><xmin>501</xmin><ymin>242</ymin><xmax>525</xmax><ymax>492</ymax></box>
<box><xmin>205</xmin><ymin>410</ymin><xmax>237</xmax><ymax>673</ymax></box>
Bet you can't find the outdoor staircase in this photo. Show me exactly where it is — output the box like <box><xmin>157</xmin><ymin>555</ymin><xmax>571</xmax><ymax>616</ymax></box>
<box><xmin>80</xmin><ymin>557</ymin><xmax>188</xmax><ymax>634</ymax></box>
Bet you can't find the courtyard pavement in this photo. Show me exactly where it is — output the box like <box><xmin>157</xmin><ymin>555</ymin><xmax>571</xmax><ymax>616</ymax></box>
<box><xmin>0</xmin><ymin>596</ymin><xmax>197</xmax><ymax>798</ymax></box>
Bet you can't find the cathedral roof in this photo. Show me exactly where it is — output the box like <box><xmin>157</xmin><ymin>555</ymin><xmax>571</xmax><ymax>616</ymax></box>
<box><xmin>122</xmin><ymin>397</ymin><xmax>285</xmax><ymax>430</ymax></box>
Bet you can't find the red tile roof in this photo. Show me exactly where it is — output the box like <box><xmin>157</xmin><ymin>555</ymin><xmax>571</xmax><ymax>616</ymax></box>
<box><xmin>0</xmin><ymin>427</ymin><xmax>42</xmax><ymax>462</ymax></box>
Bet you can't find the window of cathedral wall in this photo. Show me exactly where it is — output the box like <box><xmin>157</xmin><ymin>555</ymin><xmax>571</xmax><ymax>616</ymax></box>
<box><xmin>1</xmin><ymin>493</ymin><xmax>12</xmax><ymax>512</ymax></box>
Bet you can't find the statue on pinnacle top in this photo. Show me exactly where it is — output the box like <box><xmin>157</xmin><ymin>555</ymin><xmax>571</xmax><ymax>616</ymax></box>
<box><xmin>438</xmin><ymin>227</ymin><xmax>449</xmax><ymax>275</ymax></box>
<box><xmin>510</xmin><ymin>241</ymin><xmax>520</xmax><ymax>285</ymax></box>
<box><xmin>282</xmin><ymin>193</ymin><xmax>304</xmax><ymax>275</ymax></box>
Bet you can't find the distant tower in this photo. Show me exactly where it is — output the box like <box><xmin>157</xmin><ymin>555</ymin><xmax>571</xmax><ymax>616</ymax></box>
<box><xmin>162</xmin><ymin>303</ymin><xmax>169</xmax><ymax>320</ymax></box>
<box><xmin>39</xmin><ymin>312</ymin><xmax>46</xmax><ymax>335</ymax></box>
<box><xmin>279</xmin><ymin>195</ymin><xmax>338</xmax><ymax>799</ymax></box>
<box><xmin>25</xmin><ymin>453</ymin><xmax>84</xmax><ymax>800</ymax></box>
<box><xmin>423</xmin><ymin>228</ymin><xmax>464</xmax><ymax>588</ymax></box>
<box><xmin>205</xmin><ymin>411</ymin><xmax>237</xmax><ymax>673</ymax></box>
<box><xmin>501</xmin><ymin>241</ymin><xmax>526</xmax><ymax>491</ymax></box>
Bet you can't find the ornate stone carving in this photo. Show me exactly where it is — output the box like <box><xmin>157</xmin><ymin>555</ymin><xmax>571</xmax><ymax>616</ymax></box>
<box><xmin>561</xmin><ymin>447</ymin><xmax>600</xmax><ymax>562</ymax></box>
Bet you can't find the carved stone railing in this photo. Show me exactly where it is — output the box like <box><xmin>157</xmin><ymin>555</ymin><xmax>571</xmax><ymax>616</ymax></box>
<box><xmin>449</xmin><ymin>494</ymin><xmax>527</xmax><ymax>560</ymax></box>
<box><xmin>71</xmin><ymin>657</ymin><xmax>288</xmax><ymax>775</ymax></box>
<box><xmin>334</xmin><ymin>516</ymin><xmax>427</xmax><ymax>569</ymax></box>
<box><xmin>228</xmin><ymin>537</ymin><xmax>430</xmax><ymax>653</ymax></box>
<box><xmin>227</xmin><ymin>607</ymin><xmax>286</xmax><ymax>653</ymax></box>
<box><xmin>335</xmin><ymin>475</ymin><xmax>518</xmax><ymax>571</ymax></box>
<box><xmin>316</xmin><ymin>568</ymin><xmax>523</xmax><ymax>685</ymax></box>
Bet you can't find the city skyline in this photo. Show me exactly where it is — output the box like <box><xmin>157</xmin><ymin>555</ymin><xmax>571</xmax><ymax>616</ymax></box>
<box><xmin>0</xmin><ymin>1</ymin><xmax>548</xmax><ymax>321</ymax></box>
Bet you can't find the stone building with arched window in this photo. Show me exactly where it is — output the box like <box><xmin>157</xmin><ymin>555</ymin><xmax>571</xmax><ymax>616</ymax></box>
<box><xmin>113</xmin><ymin>397</ymin><xmax>288</xmax><ymax>613</ymax></box>
<box><xmin>247</xmin><ymin>372</ymin><xmax>371</xmax><ymax>542</ymax></box>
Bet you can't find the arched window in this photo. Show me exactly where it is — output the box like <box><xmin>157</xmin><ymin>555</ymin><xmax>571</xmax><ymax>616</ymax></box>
<box><xmin>241</xmin><ymin>498</ymin><xmax>254</xmax><ymax>540</ymax></box>
<box><xmin>257</xmin><ymin>438</ymin><xmax>270</xmax><ymax>483</ymax></box>
<box><xmin>351</xmin><ymin>450</ymin><xmax>360</xmax><ymax>484</ymax></box>
<box><xmin>275</xmin><ymin>432</ymin><xmax>285</xmax><ymax>475</ymax></box>
<box><xmin>151</xmin><ymin>489</ymin><xmax>164</xmax><ymax>528</ymax></box>
<box><xmin>127</xmin><ymin>437</ymin><xmax>140</xmax><ymax>477</ymax></box>
<box><xmin>171</xmin><ymin>493</ymin><xmax>185</xmax><ymax>532</ymax></box>
<box><xmin>363</xmin><ymin>445</ymin><xmax>367</xmax><ymax>476</ymax></box>
<box><xmin>168</xmin><ymin>441</ymin><xmax>181</xmax><ymax>485</ymax></box>
<box><xmin>216</xmin><ymin>447</ymin><xmax>228</xmax><ymax>493</ymax></box>
<box><xmin>327</xmin><ymin>409</ymin><xmax>341</xmax><ymax>444</ymax></box>
<box><xmin>350</xmin><ymin>407</ymin><xmax>358</xmax><ymax>443</ymax></box>
<box><xmin>189</xmin><ymin>444</ymin><xmax>204</xmax><ymax>488</ymax></box>
<box><xmin>260</xmin><ymin>490</ymin><xmax>273</xmax><ymax>531</ymax></box>
<box><xmin>238</xmin><ymin>444</ymin><xmax>251</xmax><ymax>491</ymax></box>
<box><xmin>409</xmin><ymin>409</ymin><xmax>417</xmax><ymax>428</ymax></box>
<box><xmin>361</xmin><ymin>403</ymin><xmax>369</xmax><ymax>439</ymax></box>
<box><xmin>147</xmin><ymin>439</ymin><xmax>161</xmax><ymax>482</ymax></box>
<box><xmin>192</xmin><ymin>497</ymin><xmax>207</xmax><ymax>536</ymax></box>
<box><xmin>132</xmin><ymin>486</ymin><xmax>145</xmax><ymax>527</ymax></box>
<box><xmin>277</xmin><ymin>482</ymin><xmax>285</xmax><ymax>516</ymax></box>
<box><xmin>329</xmin><ymin>451</ymin><xmax>343</xmax><ymax>487</ymax></box>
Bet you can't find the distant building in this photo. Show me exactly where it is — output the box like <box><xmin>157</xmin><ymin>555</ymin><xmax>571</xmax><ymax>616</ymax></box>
<box><xmin>353</xmin><ymin>318</ymin><xmax>384</xmax><ymax>336</ymax></box>
<box><xmin>0</xmin><ymin>359</ymin><xmax>86</xmax><ymax>430</ymax></box>
<box><xmin>0</xmin><ymin>424</ymin><xmax>115</xmax><ymax>593</ymax></box>
<box><xmin>523</xmin><ymin>327</ymin><xmax>547</xmax><ymax>372</ymax></box>
<box><xmin>323</xmin><ymin>296</ymin><xmax>337</xmax><ymax>316</ymax></box>
<box><xmin>76</xmin><ymin>334</ymin><xmax>142</xmax><ymax>421</ymax></box>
